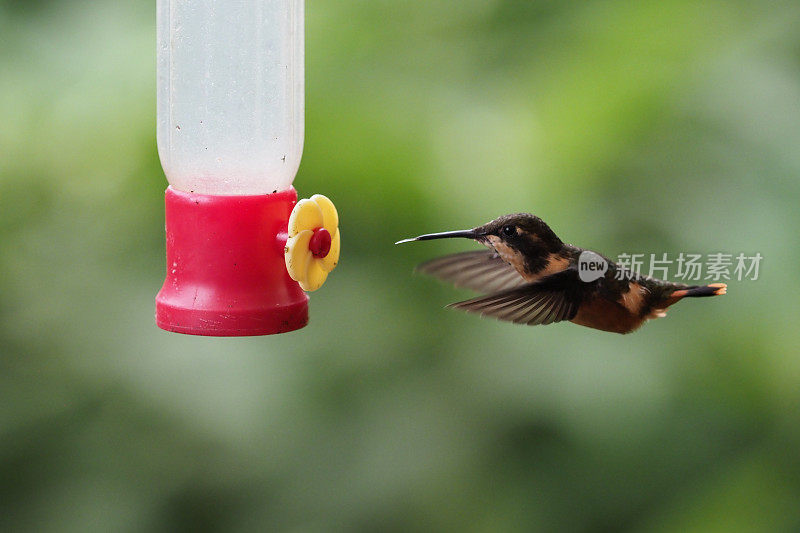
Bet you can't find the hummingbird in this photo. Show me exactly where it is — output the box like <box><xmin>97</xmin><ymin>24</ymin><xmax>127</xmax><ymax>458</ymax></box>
<box><xmin>396</xmin><ymin>213</ymin><xmax>726</xmax><ymax>334</ymax></box>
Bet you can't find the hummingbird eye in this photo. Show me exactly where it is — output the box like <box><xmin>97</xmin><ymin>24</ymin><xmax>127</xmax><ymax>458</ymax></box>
<box><xmin>501</xmin><ymin>225</ymin><xmax>516</xmax><ymax>237</ymax></box>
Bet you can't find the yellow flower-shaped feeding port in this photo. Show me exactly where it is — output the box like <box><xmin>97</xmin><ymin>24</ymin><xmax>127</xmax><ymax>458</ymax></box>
<box><xmin>284</xmin><ymin>194</ymin><xmax>340</xmax><ymax>291</ymax></box>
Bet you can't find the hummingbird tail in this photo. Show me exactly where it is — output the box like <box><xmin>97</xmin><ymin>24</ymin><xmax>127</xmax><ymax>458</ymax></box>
<box><xmin>672</xmin><ymin>283</ymin><xmax>727</xmax><ymax>298</ymax></box>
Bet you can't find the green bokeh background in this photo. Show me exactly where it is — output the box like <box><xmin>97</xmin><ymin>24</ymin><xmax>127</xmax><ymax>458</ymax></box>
<box><xmin>2</xmin><ymin>0</ymin><xmax>799</xmax><ymax>531</ymax></box>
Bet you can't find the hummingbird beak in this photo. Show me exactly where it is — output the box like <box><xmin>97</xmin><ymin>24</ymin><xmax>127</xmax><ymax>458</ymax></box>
<box><xmin>395</xmin><ymin>229</ymin><xmax>477</xmax><ymax>245</ymax></box>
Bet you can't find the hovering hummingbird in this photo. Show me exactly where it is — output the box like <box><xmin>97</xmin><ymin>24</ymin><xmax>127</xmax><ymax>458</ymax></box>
<box><xmin>396</xmin><ymin>213</ymin><xmax>726</xmax><ymax>334</ymax></box>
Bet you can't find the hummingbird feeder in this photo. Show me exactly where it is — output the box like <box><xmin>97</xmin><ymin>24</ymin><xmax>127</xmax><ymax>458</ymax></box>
<box><xmin>155</xmin><ymin>0</ymin><xmax>339</xmax><ymax>336</ymax></box>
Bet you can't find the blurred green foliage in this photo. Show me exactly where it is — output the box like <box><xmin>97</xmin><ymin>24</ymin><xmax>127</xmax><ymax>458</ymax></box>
<box><xmin>2</xmin><ymin>0</ymin><xmax>800</xmax><ymax>531</ymax></box>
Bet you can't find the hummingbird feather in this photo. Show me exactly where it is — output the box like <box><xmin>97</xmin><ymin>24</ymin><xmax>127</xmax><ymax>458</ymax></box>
<box><xmin>448</xmin><ymin>269</ymin><xmax>582</xmax><ymax>326</ymax></box>
<box><xmin>416</xmin><ymin>250</ymin><xmax>527</xmax><ymax>293</ymax></box>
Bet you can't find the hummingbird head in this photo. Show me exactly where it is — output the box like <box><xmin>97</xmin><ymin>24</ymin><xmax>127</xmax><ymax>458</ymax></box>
<box><xmin>396</xmin><ymin>213</ymin><xmax>566</xmax><ymax>278</ymax></box>
<box><xmin>474</xmin><ymin>213</ymin><xmax>565</xmax><ymax>274</ymax></box>
<box><xmin>475</xmin><ymin>213</ymin><xmax>562</xmax><ymax>248</ymax></box>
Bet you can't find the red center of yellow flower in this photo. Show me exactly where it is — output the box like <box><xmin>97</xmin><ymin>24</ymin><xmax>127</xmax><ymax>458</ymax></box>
<box><xmin>309</xmin><ymin>227</ymin><xmax>332</xmax><ymax>258</ymax></box>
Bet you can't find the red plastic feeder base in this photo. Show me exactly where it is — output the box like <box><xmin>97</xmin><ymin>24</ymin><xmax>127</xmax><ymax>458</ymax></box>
<box><xmin>156</xmin><ymin>186</ymin><xmax>308</xmax><ymax>336</ymax></box>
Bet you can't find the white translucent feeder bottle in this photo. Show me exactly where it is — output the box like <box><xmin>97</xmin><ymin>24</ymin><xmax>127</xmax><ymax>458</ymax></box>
<box><xmin>155</xmin><ymin>0</ymin><xmax>339</xmax><ymax>336</ymax></box>
<box><xmin>157</xmin><ymin>0</ymin><xmax>304</xmax><ymax>195</ymax></box>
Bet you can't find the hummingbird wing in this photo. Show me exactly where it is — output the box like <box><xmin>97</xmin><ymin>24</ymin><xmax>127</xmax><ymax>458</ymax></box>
<box><xmin>447</xmin><ymin>268</ymin><xmax>583</xmax><ymax>326</ymax></box>
<box><xmin>416</xmin><ymin>250</ymin><xmax>527</xmax><ymax>293</ymax></box>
